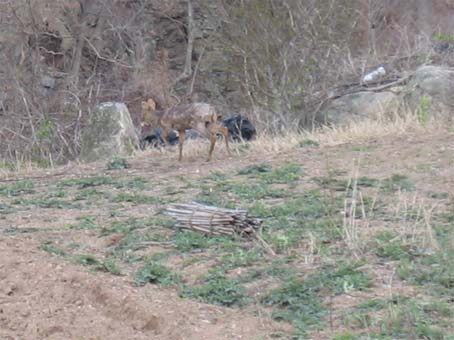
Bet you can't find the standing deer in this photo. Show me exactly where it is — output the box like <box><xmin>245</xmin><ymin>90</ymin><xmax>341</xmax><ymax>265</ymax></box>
<box><xmin>141</xmin><ymin>99</ymin><xmax>231</xmax><ymax>161</ymax></box>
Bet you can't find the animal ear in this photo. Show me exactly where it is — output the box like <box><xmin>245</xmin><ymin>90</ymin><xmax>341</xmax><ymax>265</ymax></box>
<box><xmin>147</xmin><ymin>98</ymin><xmax>156</xmax><ymax>110</ymax></box>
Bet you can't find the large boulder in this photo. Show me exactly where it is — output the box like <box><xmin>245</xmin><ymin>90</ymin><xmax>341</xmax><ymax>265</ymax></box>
<box><xmin>320</xmin><ymin>65</ymin><xmax>454</xmax><ymax>126</ymax></box>
<box><xmin>320</xmin><ymin>91</ymin><xmax>400</xmax><ymax>126</ymax></box>
<box><xmin>402</xmin><ymin>65</ymin><xmax>454</xmax><ymax>121</ymax></box>
<box><xmin>80</xmin><ymin>102</ymin><xmax>139</xmax><ymax>162</ymax></box>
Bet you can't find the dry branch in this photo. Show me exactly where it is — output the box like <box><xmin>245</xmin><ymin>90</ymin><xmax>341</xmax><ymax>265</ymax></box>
<box><xmin>165</xmin><ymin>202</ymin><xmax>275</xmax><ymax>255</ymax></box>
<box><xmin>165</xmin><ymin>202</ymin><xmax>261</xmax><ymax>237</ymax></box>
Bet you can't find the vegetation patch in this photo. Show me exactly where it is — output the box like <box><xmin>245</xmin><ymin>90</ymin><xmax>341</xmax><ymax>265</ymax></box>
<box><xmin>75</xmin><ymin>254</ymin><xmax>122</xmax><ymax>275</ymax></box>
<box><xmin>57</xmin><ymin>175</ymin><xmax>115</xmax><ymax>189</ymax></box>
<box><xmin>181</xmin><ymin>269</ymin><xmax>248</xmax><ymax>307</ymax></box>
<box><xmin>40</xmin><ymin>240</ymin><xmax>67</xmax><ymax>257</ymax></box>
<box><xmin>106</xmin><ymin>156</ymin><xmax>130</xmax><ymax>170</ymax></box>
<box><xmin>0</xmin><ymin>180</ymin><xmax>35</xmax><ymax>197</ymax></box>
<box><xmin>135</xmin><ymin>260</ymin><xmax>181</xmax><ymax>286</ymax></box>
<box><xmin>67</xmin><ymin>215</ymin><xmax>98</xmax><ymax>230</ymax></box>
<box><xmin>380</xmin><ymin>174</ymin><xmax>415</xmax><ymax>192</ymax></box>
<box><xmin>263</xmin><ymin>261</ymin><xmax>371</xmax><ymax>336</ymax></box>
<box><xmin>110</xmin><ymin>192</ymin><xmax>162</xmax><ymax>205</ymax></box>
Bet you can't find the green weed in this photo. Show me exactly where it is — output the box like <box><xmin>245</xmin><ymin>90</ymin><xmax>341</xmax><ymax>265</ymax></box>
<box><xmin>262</xmin><ymin>278</ymin><xmax>323</xmax><ymax>334</ymax></box>
<box><xmin>381</xmin><ymin>174</ymin><xmax>415</xmax><ymax>192</ymax></box>
<box><xmin>238</xmin><ymin>163</ymin><xmax>272</xmax><ymax>175</ymax></box>
<box><xmin>57</xmin><ymin>175</ymin><xmax>115</xmax><ymax>189</ymax></box>
<box><xmin>110</xmin><ymin>192</ymin><xmax>162</xmax><ymax>204</ymax></box>
<box><xmin>135</xmin><ymin>261</ymin><xmax>181</xmax><ymax>286</ymax></box>
<box><xmin>106</xmin><ymin>155</ymin><xmax>130</xmax><ymax>170</ymax></box>
<box><xmin>40</xmin><ymin>240</ymin><xmax>67</xmax><ymax>256</ymax></box>
<box><xmin>259</xmin><ymin>163</ymin><xmax>302</xmax><ymax>184</ymax></box>
<box><xmin>0</xmin><ymin>180</ymin><xmax>35</xmax><ymax>197</ymax></box>
<box><xmin>181</xmin><ymin>269</ymin><xmax>248</xmax><ymax>307</ymax></box>
<box><xmin>378</xmin><ymin>297</ymin><xmax>447</xmax><ymax>339</ymax></box>
<box><xmin>68</xmin><ymin>215</ymin><xmax>98</xmax><ymax>230</ymax></box>
<box><xmin>416</xmin><ymin>96</ymin><xmax>431</xmax><ymax>125</ymax></box>
<box><xmin>299</xmin><ymin>139</ymin><xmax>319</xmax><ymax>148</ymax></box>
<box><xmin>173</xmin><ymin>231</ymin><xmax>210</xmax><ymax>252</ymax></box>
<box><xmin>75</xmin><ymin>254</ymin><xmax>122</xmax><ymax>275</ymax></box>
<box><xmin>372</xmin><ymin>231</ymin><xmax>411</xmax><ymax>260</ymax></box>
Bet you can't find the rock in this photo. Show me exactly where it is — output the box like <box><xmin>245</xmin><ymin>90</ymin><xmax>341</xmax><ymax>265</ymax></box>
<box><xmin>40</xmin><ymin>75</ymin><xmax>56</xmax><ymax>89</ymax></box>
<box><xmin>320</xmin><ymin>91</ymin><xmax>400</xmax><ymax>126</ymax></box>
<box><xmin>320</xmin><ymin>65</ymin><xmax>454</xmax><ymax>125</ymax></box>
<box><xmin>402</xmin><ymin>65</ymin><xmax>454</xmax><ymax>121</ymax></box>
<box><xmin>79</xmin><ymin>102</ymin><xmax>139</xmax><ymax>163</ymax></box>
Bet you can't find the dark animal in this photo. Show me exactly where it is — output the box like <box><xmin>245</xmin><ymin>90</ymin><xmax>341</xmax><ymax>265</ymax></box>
<box><xmin>221</xmin><ymin>115</ymin><xmax>256</xmax><ymax>141</ymax></box>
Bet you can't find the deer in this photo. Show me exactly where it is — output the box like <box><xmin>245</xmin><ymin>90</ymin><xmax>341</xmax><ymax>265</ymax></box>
<box><xmin>140</xmin><ymin>99</ymin><xmax>231</xmax><ymax>162</ymax></box>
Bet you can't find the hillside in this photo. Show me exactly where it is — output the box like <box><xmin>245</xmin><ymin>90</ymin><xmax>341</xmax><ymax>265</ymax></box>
<box><xmin>1</xmin><ymin>125</ymin><xmax>453</xmax><ymax>339</ymax></box>
<box><xmin>2</xmin><ymin>0</ymin><xmax>454</xmax><ymax>164</ymax></box>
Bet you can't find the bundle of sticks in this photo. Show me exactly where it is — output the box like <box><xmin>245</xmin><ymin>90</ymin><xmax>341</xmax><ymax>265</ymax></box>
<box><xmin>165</xmin><ymin>202</ymin><xmax>261</xmax><ymax>237</ymax></box>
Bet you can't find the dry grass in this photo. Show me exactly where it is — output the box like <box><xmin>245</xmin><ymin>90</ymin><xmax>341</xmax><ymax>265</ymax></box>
<box><xmin>1</xmin><ymin>110</ymin><xmax>449</xmax><ymax>176</ymax></box>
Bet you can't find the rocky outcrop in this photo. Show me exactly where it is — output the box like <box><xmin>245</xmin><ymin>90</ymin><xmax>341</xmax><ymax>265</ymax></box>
<box><xmin>79</xmin><ymin>102</ymin><xmax>139</xmax><ymax>163</ymax></box>
<box><xmin>321</xmin><ymin>91</ymin><xmax>401</xmax><ymax>126</ymax></box>
<box><xmin>403</xmin><ymin>65</ymin><xmax>454</xmax><ymax>121</ymax></box>
<box><xmin>320</xmin><ymin>65</ymin><xmax>454</xmax><ymax>125</ymax></box>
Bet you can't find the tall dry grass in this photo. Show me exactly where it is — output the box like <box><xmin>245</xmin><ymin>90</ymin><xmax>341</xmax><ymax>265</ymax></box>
<box><xmin>0</xmin><ymin>109</ymin><xmax>448</xmax><ymax>177</ymax></box>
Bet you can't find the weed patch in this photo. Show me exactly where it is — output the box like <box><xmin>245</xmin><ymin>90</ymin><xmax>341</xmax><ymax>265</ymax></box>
<box><xmin>75</xmin><ymin>254</ymin><xmax>122</xmax><ymax>275</ymax></box>
<box><xmin>135</xmin><ymin>261</ymin><xmax>181</xmax><ymax>286</ymax></box>
<box><xmin>67</xmin><ymin>216</ymin><xmax>98</xmax><ymax>230</ymax></box>
<box><xmin>111</xmin><ymin>192</ymin><xmax>162</xmax><ymax>205</ymax></box>
<box><xmin>106</xmin><ymin>156</ymin><xmax>130</xmax><ymax>170</ymax></box>
<box><xmin>58</xmin><ymin>175</ymin><xmax>115</xmax><ymax>189</ymax></box>
<box><xmin>40</xmin><ymin>240</ymin><xmax>66</xmax><ymax>257</ymax></box>
<box><xmin>0</xmin><ymin>180</ymin><xmax>35</xmax><ymax>197</ymax></box>
<box><xmin>181</xmin><ymin>270</ymin><xmax>248</xmax><ymax>307</ymax></box>
<box><xmin>381</xmin><ymin>174</ymin><xmax>415</xmax><ymax>192</ymax></box>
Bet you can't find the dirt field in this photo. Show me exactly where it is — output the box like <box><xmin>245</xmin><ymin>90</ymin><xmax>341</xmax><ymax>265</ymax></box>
<box><xmin>1</xmin><ymin>128</ymin><xmax>453</xmax><ymax>339</ymax></box>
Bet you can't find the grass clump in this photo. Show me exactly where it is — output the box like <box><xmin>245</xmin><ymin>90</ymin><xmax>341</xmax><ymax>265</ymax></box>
<box><xmin>376</xmin><ymin>296</ymin><xmax>448</xmax><ymax>339</ymax></box>
<box><xmin>263</xmin><ymin>261</ymin><xmax>371</xmax><ymax>336</ymax></box>
<box><xmin>40</xmin><ymin>240</ymin><xmax>66</xmax><ymax>257</ymax></box>
<box><xmin>100</xmin><ymin>217</ymin><xmax>156</xmax><ymax>236</ymax></box>
<box><xmin>75</xmin><ymin>254</ymin><xmax>122</xmax><ymax>275</ymax></box>
<box><xmin>262</xmin><ymin>278</ymin><xmax>323</xmax><ymax>335</ymax></box>
<box><xmin>372</xmin><ymin>231</ymin><xmax>412</xmax><ymax>261</ymax></box>
<box><xmin>57</xmin><ymin>175</ymin><xmax>115</xmax><ymax>189</ymax></box>
<box><xmin>0</xmin><ymin>180</ymin><xmax>35</xmax><ymax>197</ymax></box>
<box><xmin>181</xmin><ymin>269</ymin><xmax>248</xmax><ymax>307</ymax></box>
<box><xmin>173</xmin><ymin>231</ymin><xmax>210</xmax><ymax>252</ymax></box>
<box><xmin>259</xmin><ymin>163</ymin><xmax>302</xmax><ymax>184</ymax></box>
<box><xmin>381</xmin><ymin>174</ymin><xmax>415</xmax><ymax>192</ymax></box>
<box><xmin>135</xmin><ymin>261</ymin><xmax>181</xmax><ymax>286</ymax></box>
<box><xmin>106</xmin><ymin>155</ymin><xmax>130</xmax><ymax>170</ymax></box>
<box><xmin>68</xmin><ymin>215</ymin><xmax>98</xmax><ymax>230</ymax></box>
<box><xmin>238</xmin><ymin>163</ymin><xmax>272</xmax><ymax>175</ymax></box>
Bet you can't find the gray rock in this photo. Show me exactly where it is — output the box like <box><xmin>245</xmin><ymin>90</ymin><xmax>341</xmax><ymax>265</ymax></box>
<box><xmin>40</xmin><ymin>75</ymin><xmax>56</xmax><ymax>89</ymax></box>
<box><xmin>320</xmin><ymin>65</ymin><xmax>454</xmax><ymax>126</ymax></box>
<box><xmin>402</xmin><ymin>65</ymin><xmax>454</xmax><ymax>121</ymax></box>
<box><xmin>79</xmin><ymin>102</ymin><xmax>140</xmax><ymax>163</ymax></box>
<box><xmin>321</xmin><ymin>91</ymin><xmax>400</xmax><ymax>126</ymax></box>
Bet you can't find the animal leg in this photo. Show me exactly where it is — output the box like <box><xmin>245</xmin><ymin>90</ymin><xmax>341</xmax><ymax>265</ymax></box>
<box><xmin>220</xmin><ymin>126</ymin><xmax>231</xmax><ymax>156</ymax></box>
<box><xmin>178</xmin><ymin>129</ymin><xmax>185</xmax><ymax>161</ymax></box>
<box><xmin>207</xmin><ymin>133</ymin><xmax>216</xmax><ymax>162</ymax></box>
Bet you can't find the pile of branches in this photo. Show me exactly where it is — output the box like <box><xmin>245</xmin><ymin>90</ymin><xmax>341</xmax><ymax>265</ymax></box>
<box><xmin>165</xmin><ymin>202</ymin><xmax>261</xmax><ymax>237</ymax></box>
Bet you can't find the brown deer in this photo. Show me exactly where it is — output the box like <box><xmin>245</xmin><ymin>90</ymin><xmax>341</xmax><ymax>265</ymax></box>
<box><xmin>141</xmin><ymin>99</ymin><xmax>231</xmax><ymax>161</ymax></box>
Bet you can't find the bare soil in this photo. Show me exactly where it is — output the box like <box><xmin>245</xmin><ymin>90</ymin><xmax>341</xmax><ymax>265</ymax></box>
<box><xmin>1</xmin><ymin>128</ymin><xmax>454</xmax><ymax>340</ymax></box>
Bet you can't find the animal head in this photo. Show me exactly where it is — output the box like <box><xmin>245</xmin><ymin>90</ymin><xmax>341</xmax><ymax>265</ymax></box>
<box><xmin>141</xmin><ymin>98</ymin><xmax>157</xmax><ymax>129</ymax></box>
